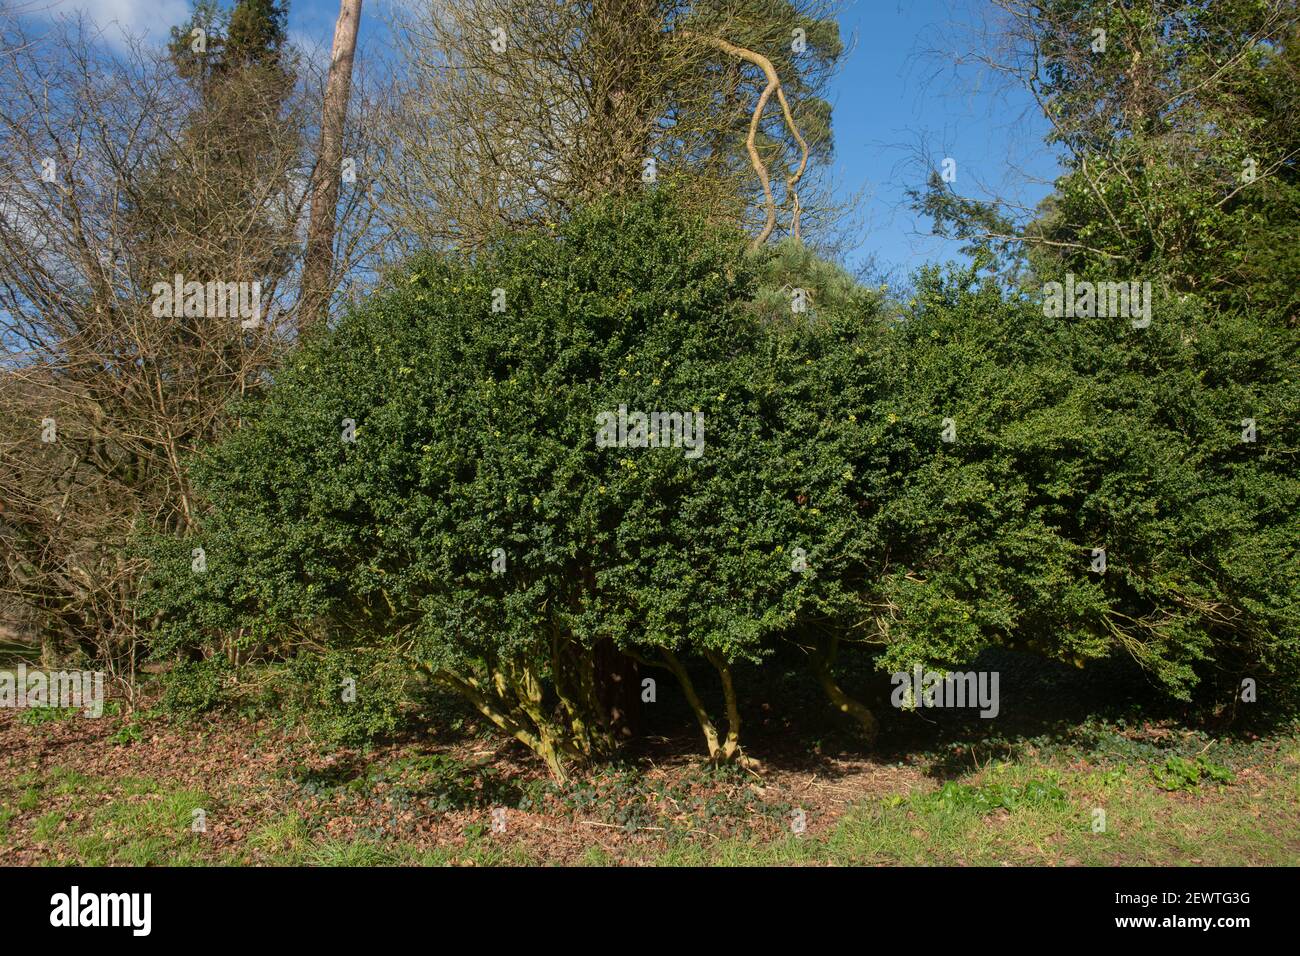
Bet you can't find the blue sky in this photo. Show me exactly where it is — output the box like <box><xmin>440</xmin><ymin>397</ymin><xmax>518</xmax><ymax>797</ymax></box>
<box><xmin>38</xmin><ymin>0</ymin><xmax>1064</xmax><ymax>278</ymax></box>
<box><xmin>826</xmin><ymin>0</ymin><xmax>1061</xmax><ymax>278</ymax></box>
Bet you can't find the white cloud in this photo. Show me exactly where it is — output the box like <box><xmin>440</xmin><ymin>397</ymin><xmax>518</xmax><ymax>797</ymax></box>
<box><xmin>43</xmin><ymin>0</ymin><xmax>192</xmax><ymax>45</ymax></box>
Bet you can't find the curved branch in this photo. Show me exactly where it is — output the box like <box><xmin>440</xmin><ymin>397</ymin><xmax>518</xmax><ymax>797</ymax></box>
<box><xmin>679</xmin><ymin>31</ymin><xmax>810</xmax><ymax>248</ymax></box>
<box><xmin>770</xmin><ymin>81</ymin><xmax>808</xmax><ymax>241</ymax></box>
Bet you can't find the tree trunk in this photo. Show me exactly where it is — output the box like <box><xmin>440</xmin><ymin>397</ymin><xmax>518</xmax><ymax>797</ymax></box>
<box><xmin>588</xmin><ymin>0</ymin><xmax>659</xmax><ymax>194</ymax></box>
<box><xmin>301</xmin><ymin>0</ymin><xmax>362</xmax><ymax>331</ymax></box>
<box><xmin>593</xmin><ymin>638</ymin><xmax>642</xmax><ymax>741</ymax></box>
<box><xmin>811</xmin><ymin>636</ymin><xmax>877</xmax><ymax>744</ymax></box>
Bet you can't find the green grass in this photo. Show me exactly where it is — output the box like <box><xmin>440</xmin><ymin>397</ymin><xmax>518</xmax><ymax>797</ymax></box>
<box><xmin>2</xmin><ymin>771</ymin><xmax>211</xmax><ymax>866</ymax></box>
<box><xmin>224</xmin><ymin>807</ymin><xmax>541</xmax><ymax>866</ymax></box>
<box><xmin>63</xmin><ymin>785</ymin><xmax>212</xmax><ymax>866</ymax></box>
<box><xmin>246</xmin><ymin>813</ymin><xmax>311</xmax><ymax>858</ymax></box>
<box><xmin>4</xmin><ymin>730</ymin><xmax>1297</xmax><ymax>866</ymax></box>
<box><xmin>656</xmin><ymin>752</ymin><xmax>1300</xmax><ymax>866</ymax></box>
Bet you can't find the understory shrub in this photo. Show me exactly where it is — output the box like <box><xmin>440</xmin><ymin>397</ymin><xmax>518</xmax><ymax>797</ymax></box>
<box><xmin>138</xmin><ymin>193</ymin><xmax>1298</xmax><ymax>778</ymax></box>
<box><xmin>842</xmin><ymin>263</ymin><xmax>1299</xmax><ymax>706</ymax></box>
<box><xmin>138</xmin><ymin>192</ymin><xmax>880</xmax><ymax>778</ymax></box>
<box><xmin>158</xmin><ymin>658</ymin><xmax>233</xmax><ymax>721</ymax></box>
<box><xmin>283</xmin><ymin>647</ymin><xmax>412</xmax><ymax>747</ymax></box>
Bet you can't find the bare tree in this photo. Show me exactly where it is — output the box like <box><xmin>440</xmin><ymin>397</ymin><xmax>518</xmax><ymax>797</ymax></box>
<box><xmin>0</xmin><ymin>6</ymin><xmax>383</xmax><ymax>689</ymax></box>
<box><xmin>377</xmin><ymin>0</ymin><xmax>845</xmax><ymax>254</ymax></box>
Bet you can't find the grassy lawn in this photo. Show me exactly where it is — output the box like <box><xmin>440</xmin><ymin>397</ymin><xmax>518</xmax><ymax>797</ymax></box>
<box><xmin>3</xmin><ymin>707</ymin><xmax>1296</xmax><ymax>865</ymax></box>
<box><xmin>13</xmin><ymin>767</ymin><xmax>210</xmax><ymax>866</ymax></box>
<box><xmin>658</xmin><ymin>750</ymin><xmax>1300</xmax><ymax>866</ymax></box>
